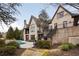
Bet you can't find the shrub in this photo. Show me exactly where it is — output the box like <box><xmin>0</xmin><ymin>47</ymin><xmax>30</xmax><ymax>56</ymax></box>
<box><xmin>0</xmin><ymin>46</ymin><xmax>16</xmax><ymax>56</ymax></box>
<box><xmin>0</xmin><ymin>40</ymin><xmax>5</xmax><ymax>47</ymax></box>
<box><xmin>35</xmin><ymin>40</ymin><xmax>51</xmax><ymax>49</ymax></box>
<box><xmin>59</xmin><ymin>43</ymin><xmax>75</xmax><ymax>51</ymax></box>
<box><xmin>59</xmin><ymin>44</ymin><xmax>70</xmax><ymax>51</ymax></box>
<box><xmin>42</xmin><ymin>51</ymin><xmax>49</xmax><ymax>56</ymax></box>
<box><xmin>68</xmin><ymin>43</ymin><xmax>75</xmax><ymax>49</ymax></box>
<box><xmin>76</xmin><ymin>44</ymin><xmax>79</xmax><ymax>47</ymax></box>
<box><xmin>7</xmin><ymin>41</ymin><xmax>19</xmax><ymax>48</ymax></box>
<box><xmin>0</xmin><ymin>40</ymin><xmax>18</xmax><ymax>55</ymax></box>
<box><xmin>5</xmin><ymin>46</ymin><xmax>16</xmax><ymax>55</ymax></box>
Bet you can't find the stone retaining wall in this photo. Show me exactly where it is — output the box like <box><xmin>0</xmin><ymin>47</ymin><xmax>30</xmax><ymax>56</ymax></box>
<box><xmin>52</xmin><ymin>26</ymin><xmax>79</xmax><ymax>44</ymax></box>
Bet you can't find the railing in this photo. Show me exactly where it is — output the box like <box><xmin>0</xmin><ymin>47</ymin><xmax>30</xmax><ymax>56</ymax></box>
<box><xmin>47</xmin><ymin>21</ymin><xmax>74</xmax><ymax>38</ymax></box>
<box><xmin>47</xmin><ymin>26</ymin><xmax>57</xmax><ymax>38</ymax></box>
<box><xmin>46</xmin><ymin>20</ymin><xmax>79</xmax><ymax>40</ymax></box>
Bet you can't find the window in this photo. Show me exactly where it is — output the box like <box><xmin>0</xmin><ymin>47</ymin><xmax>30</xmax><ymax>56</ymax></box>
<box><xmin>30</xmin><ymin>25</ymin><xmax>35</xmax><ymax>32</ymax></box>
<box><xmin>31</xmin><ymin>35</ymin><xmax>35</xmax><ymax>40</ymax></box>
<box><xmin>57</xmin><ymin>11</ymin><xmax>64</xmax><ymax>18</ymax></box>
<box><xmin>54</xmin><ymin>23</ymin><xmax>57</xmax><ymax>28</ymax></box>
<box><xmin>31</xmin><ymin>27</ymin><xmax>35</xmax><ymax>32</ymax></box>
<box><xmin>25</xmin><ymin>29</ymin><xmax>29</xmax><ymax>34</ymax></box>
<box><xmin>63</xmin><ymin>21</ymin><xmax>67</xmax><ymax>28</ymax></box>
<box><xmin>31</xmin><ymin>30</ymin><xmax>35</xmax><ymax>32</ymax></box>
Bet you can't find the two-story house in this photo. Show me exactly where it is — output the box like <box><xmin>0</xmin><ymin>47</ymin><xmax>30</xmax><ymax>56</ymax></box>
<box><xmin>50</xmin><ymin>5</ymin><xmax>79</xmax><ymax>44</ymax></box>
<box><xmin>23</xmin><ymin>15</ymin><xmax>50</xmax><ymax>41</ymax></box>
<box><xmin>28</xmin><ymin>16</ymin><xmax>45</xmax><ymax>40</ymax></box>
<box><xmin>51</xmin><ymin>5</ymin><xmax>79</xmax><ymax>29</ymax></box>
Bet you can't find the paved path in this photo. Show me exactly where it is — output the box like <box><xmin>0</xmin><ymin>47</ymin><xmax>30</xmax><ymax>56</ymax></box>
<box><xmin>20</xmin><ymin>41</ymin><xmax>34</xmax><ymax>48</ymax></box>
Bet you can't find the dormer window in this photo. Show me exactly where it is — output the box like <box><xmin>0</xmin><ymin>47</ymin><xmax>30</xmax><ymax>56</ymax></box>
<box><xmin>57</xmin><ymin>11</ymin><xmax>64</xmax><ymax>18</ymax></box>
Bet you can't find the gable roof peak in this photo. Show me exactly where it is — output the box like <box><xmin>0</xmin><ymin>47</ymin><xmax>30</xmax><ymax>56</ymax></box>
<box><xmin>51</xmin><ymin>5</ymin><xmax>79</xmax><ymax>23</ymax></box>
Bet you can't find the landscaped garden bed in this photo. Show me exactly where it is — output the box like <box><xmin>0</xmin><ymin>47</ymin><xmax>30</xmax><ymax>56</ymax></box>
<box><xmin>1</xmin><ymin>39</ymin><xmax>79</xmax><ymax>56</ymax></box>
<box><xmin>0</xmin><ymin>39</ymin><xmax>19</xmax><ymax>56</ymax></box>
<box><xmin>15</xmin><ymin>47</ymin><xmax>79</xmax><ymax>56</ymax></box>
<box><xmin>48</xmin><ymin>47</ymin><xmax>79</xmax><ymax>56</ymax></box>
<box><xmin>15</xmin><ymin>42</ymin><xmax>79</xmax><ymax>56</ymax></box>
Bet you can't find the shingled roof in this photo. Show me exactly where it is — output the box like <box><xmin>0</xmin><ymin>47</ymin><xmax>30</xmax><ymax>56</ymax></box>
<box><xmin>29</xmin><ymin>15</ymin><xmax>42</xmax><ymax>27</ymax></box>
<box><xmin>29</xmin><ymin>15</ymin><xmax>50</xmax><ymax>29</ymax></box>
<box><xmin>51</xmin><ymin>5</ymin><xmax>79</xmax><ymax>23</ymax></box>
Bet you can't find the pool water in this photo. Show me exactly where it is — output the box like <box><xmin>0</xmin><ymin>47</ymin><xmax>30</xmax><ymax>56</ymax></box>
<box><xmin>16</xmin><ymin>40</ymin><xmax>26</xmax><ymax>45</ymax></box>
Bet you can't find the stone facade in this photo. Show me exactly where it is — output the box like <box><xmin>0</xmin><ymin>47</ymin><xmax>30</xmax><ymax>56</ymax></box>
<box><xmin>29</xmin><ymin>18</ymin><xmax>38</xmax><ymax>40</ymax></box>
<box><xmin>52</xmin><ymin>26</ymin><xmax>79</xmax><ymax>44</ymax></box>
<box><xmin>51</xmin><ymin>6</ymin><xmax>74</xmax><ymax>29</ymax></box>
<box><xmin>69</xmin><ymin>36</ymin><xmax>79</xmax><ymax>45</ymax></box>
<box><xmin>50</xmin><ymin>5</ymin><xmax>79</xmax><ymax>45</ymax></box>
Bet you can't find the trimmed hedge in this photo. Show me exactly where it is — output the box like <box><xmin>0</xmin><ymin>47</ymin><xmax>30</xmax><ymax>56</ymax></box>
<box><xmin>35</xmin><ymin>40</ymin><xmax>51</xmax><ymax>49</ymax></box>
<box><xmin>59</xmin><ymin>43</ymin><xmax>75</xmax><ymax>51</ymax></box>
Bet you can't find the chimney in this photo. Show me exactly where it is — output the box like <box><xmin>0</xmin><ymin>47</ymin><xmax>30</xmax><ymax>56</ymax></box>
<box><xmin>24</xmin><ymin>20</ymin><xmax>27</xmax><ymax>28</ymax></box>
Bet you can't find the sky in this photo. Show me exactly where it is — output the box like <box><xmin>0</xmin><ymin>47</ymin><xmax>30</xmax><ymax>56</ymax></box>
<box><xmin>0</xmin><ymin>3</ymin><xmax>78</xmax><ymax>32</ymax></box>
<box><xmin>0</xmin><ymin>3</ymin><xmax>58</xmax><ymax>32</ymax></box>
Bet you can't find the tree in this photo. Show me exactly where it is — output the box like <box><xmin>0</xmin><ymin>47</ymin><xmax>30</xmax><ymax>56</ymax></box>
<box><xmin>20</xmin><ymin>30</ymin><xmax>24</xmax><ymax>40</ymax></box>
<box><xmin>38</xmin><ymin>9</ymin><xmax>50</xmax><ymax>37</ymax></box>
<box><xmin>38</xmin><ymin>9</ymin><xmax>49</xmax><ymax>27</ymax></box>
<box><xmin>14</xmin><ymin>27</ymin><xmax>21</xmax><ymax>40</ymax></box>
<box><xmin>39</xmin><ymin>9</ymin><xmax>49</xmax><ymax>21</ymax></box>
<box><xmin>6</xmin><ymin>26</ymin><xmax>14</xmax><ymax>39</ymax></box>
<box><xmin>0</xmin><ymin>3</ymin><xmax>21</xmax><ymax>25</ymax></box>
